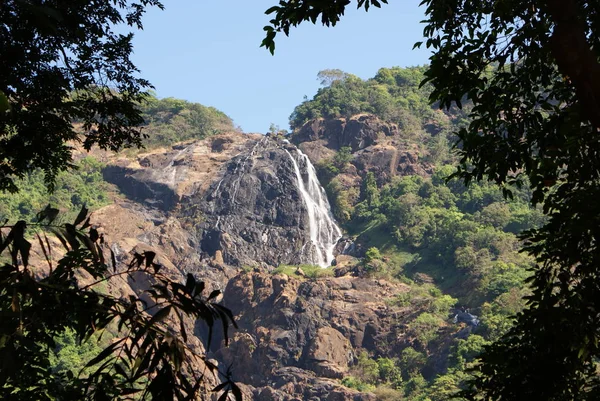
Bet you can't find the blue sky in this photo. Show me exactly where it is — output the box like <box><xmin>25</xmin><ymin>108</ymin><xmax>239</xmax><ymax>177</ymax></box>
<box><xmin>130</xmin><ymin>0</ymin><xmax>431</xmax><ymax>133</ymax></box>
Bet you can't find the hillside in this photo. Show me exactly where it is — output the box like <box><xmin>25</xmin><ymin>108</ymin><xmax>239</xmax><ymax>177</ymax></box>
<box><xmin>3</xmin><ymin>69</ymin><xmax>540</xmax><ymax>400</ymax></box>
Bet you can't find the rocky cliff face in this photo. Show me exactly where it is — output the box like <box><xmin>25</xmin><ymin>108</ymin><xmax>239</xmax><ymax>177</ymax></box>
<box><xmin>185</xmin><ymin>136</ymin><xmax>341</xmax><ymax>268</ymax></box>
<box><xmin>211</xmin><ymin>270</ymin><xmax>416</xmax><ymax>401</ymax></box>
<box><xmin>291</xmin><ymin>114</ymin><xmax>432</xmax><ymax>184</ymax></box>
<box><xmin>89</xmin><ymin>115</ymin><xmax>438</xmax><ymax>400</ymax></box>
<box><xmin>103</xmin><ymin>131</ymin><xmax>343</xmax><ymax>269</ymax></box>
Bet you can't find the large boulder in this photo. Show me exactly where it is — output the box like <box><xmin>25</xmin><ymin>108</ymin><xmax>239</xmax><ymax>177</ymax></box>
<box><xmin>308</xmin><ymin>327</ymin><xmax>353</xmax><ymax>378</ymax></box>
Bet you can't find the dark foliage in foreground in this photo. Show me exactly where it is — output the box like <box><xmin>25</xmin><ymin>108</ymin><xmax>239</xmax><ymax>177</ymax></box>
<box><xmin>0</xmin><ymin>206</ymin><xmax>240</xmax><ymax>400</ymax></box>
<box><xmin>0</xmin><ymin>0</ymin><xmax>161</xmax><ymax>192</ymax></box>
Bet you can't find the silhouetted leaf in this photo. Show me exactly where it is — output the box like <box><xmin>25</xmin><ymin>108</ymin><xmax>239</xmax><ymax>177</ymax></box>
<box><xmin>212</xmin><ymin>381</ymin><xmax>228</xmax><ymax>393</ymax></box>
<box><xmin>217</xmin><ymin>389</ymin><xmax>230</xmax><ymax>401</ymax></box>
<box><xmin>110</xmin><ymin>248</ymin><xmax>117</xmax><ymax>272</ymax></box>
<box><xmin>147</xmin><ymin>306</ymin><xmax>172</xmax><ymax>329</ymax></box>
<box><xmin>208</xmin><ymin>290</ymin><xmax>221</xmax><ymax>301</ymax></box>
<box><xmin>74</xmin><ymin>204</ymin><xmax>89</xmax><ymax>227</ymax></box>
<box><xmin>84</xmin><ymin>337</ymin><xmax>126</xmax><ymax>369</ymax></box>
<box><xmin>89</xmin><ymin>228</ymin><xmax>99</xmax><ymax>242</ymax></box>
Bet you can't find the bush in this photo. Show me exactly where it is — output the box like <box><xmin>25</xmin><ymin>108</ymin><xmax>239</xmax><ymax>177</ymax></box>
<box><xmin>409</xmin><ymin>313</ymin><xmax>443</xmax><ymax>348</ymax></box>
<box><xmin>0</xmin><ymin>157</ymin><xmax>112</xmax><ymax>223</ymax></box>
<box><xmin>399</xmin><ymin>347</ymin><xmax>427</xmax><ymax>379</ymax></box>
<box><xmin>341</xmin><ymin>376</ymin><xmax>375</xmax><ymax>392</ymax></box>
<box><xmin>356</xmin><ymin>351</ymin><xmax>380</xmax><ymax>384</ymax></box>
<box><xmin>373</xmin><ymin>386</ymin><xmax>404</xmax><ymax>401</ymax></box>
<box><xmin>272</xmin><ymin>264</ymin><xmax>334</xmax><ymax>279</ymax></box>
<box><xmin>377</xmin><ymin>357</ymin><xmax>402</xmax><ymax>387</ymax></box>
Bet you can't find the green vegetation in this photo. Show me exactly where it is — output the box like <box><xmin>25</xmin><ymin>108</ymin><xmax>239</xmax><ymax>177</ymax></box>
<box><xmin>0</xmin><ymin>209</ymin><xmax>240</xmax><ymax>400</ymax></box>
<box><xmin>1</xmin><ymin>1</ymin><xmax>244</xmax><ymax>399</ymax></box>
<box><xmin>291</xmin><ymin>66</ymin><xmax>458</xmax><ymax>167</ymax></box>
<box><xmin>275</xmin><ymin>64</ymin><xmax>542</xmax><ymax>398</ymax></box>
<box><xmin>265</xmin><ymin>0</ymin><xmax>600</xmax><ymax>398</ymax></box>
<box><xmin>332</xmin><ymin>167</ymin><xmax>538</xmax><ymax>398</ymax></box>
<box><xmin>48</xmin><ymin>329</ymin><xmax>111</xmax><ymax>378</ymax></box>
<box><xmin>138</xmin><ymin>95</ymin><xmax>235</xmax><ymax>149</ymax></box>
<box><xmin>290</xmin><ymin>66</ymin><xmax>442</xmax><ymax>131</ymax></box>
<box><xmin>343</xmin><ymin>351</ymin><xmax>402</xmax><ymax>392</ymax></box>
<box><xmin>325</xmin><ymin>164</ymin><xmax>538</xmax><ymax>304</ymax></box>
<box><xmin>0</xmin><ymin>157</ymin><xmax>113</xmax><ymax>223</ymax></box>
<box><xmin>273</xmin><ymin>264</ymin><xmax>335</xmax><ymax>279</ymax></box>
<box><xmin>0</xmin><ymin>0</ymin><xmax>162</xmax><ymax>192</ymax></box>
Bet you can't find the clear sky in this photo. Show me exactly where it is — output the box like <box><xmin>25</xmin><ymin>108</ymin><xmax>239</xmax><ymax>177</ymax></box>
<box><xmin>129</xmin><ymin>0</ymin><xmax>431</xmax><ymax>133</ymax></box>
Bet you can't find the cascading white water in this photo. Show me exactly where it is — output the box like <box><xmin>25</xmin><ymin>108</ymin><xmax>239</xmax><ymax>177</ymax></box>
<box><xmin>284</xmin><ymin>148</ymin><xmax>343</xmax><ymax>268</ymax></box>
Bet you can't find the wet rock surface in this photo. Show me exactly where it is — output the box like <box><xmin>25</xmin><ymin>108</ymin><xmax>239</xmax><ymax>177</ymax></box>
<box><xmin>187</xmin><ymin>136</ymin><xmax>313</xmax><ymax>268</ymax></box>
<box><xmin>86</xmin><ymin>122</ymin><xmax>438</xmax><ymax>400</ymax></box>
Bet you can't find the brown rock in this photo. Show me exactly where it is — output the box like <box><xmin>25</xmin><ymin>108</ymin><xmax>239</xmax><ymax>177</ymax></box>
<box><xmin>308</xmin><ymin>327</ymin><xmax>352</xmax><ymax>378</ymax></box>
<box><xmin>213</xmin><ymin>250</ymin><xmax>224</xmax><ymax>266</ymax></box>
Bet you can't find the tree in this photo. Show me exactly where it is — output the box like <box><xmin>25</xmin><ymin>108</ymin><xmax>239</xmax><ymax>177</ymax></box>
<box><xmin>1</xmin><ymin>2</ymin><xmax>242</xmax><ymax>399</ymax></box>
<box><xmin>0</xmin><ymin>207</ymin><xmax>240</xmax><ymax>400</ymax></box>
<box><xmin>317</xmin><ymin>69</ymin><xmax>350</xmax><ymax>87</ymax></box>
<box><xmin>0</xmin><ymin>0</ymin><xmax>162</xmax><ymax>192</ymax></box>
<box><xmin>262</xmin><ymin>0</ymin><xmax>600</xmax><ymax>399</ymax></box>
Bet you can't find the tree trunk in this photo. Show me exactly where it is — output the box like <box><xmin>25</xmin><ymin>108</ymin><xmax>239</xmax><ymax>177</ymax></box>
<box><xmin>545</xmin><ymin>0</ymin><xmax>600</xmax><ymax>130</ymax></box>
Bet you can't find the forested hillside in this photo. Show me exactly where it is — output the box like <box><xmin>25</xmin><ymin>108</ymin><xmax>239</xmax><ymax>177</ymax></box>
<box><xmin>138</xmin><ymin>94</ymin><xmax>235</xmax><ymax>148</ymax></box>
<box><xmin>286</xmin><ymin>67</ymin><xmax>544</xmax><ymax>399</ymax></box>
<box><xmin>291</xmin><ymin>67</ymin><xmax>470</xmax><ymax>165</ymax></box>
<box><xmin>1</xmin><ymin>68</ymin><xmax>544</xmax><ymax>400</ymax></box>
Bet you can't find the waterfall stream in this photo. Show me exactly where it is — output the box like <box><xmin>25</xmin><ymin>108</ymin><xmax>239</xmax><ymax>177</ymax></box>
<box><xmin>284</xmin><ymin>148</ymin><xmax>343</xmax><ymax>267</ymax></box>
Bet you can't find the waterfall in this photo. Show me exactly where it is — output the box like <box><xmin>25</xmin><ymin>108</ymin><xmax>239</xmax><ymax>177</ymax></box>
<box><xmin>284</xmin><ymin>148</ymin><xmax>343</xmax><ymax>267</ymax></box>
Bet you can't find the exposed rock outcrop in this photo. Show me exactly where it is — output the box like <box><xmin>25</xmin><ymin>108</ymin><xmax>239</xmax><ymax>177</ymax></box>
<box><xmin>292</xmin><ymin>114</ymin><xmax>397</xmax><ymax>153</ymax></box>
<box><xmin>103</xmin><ymin>133</ymin><xmax>258</xmax><ymax>211</ymax></box>
<box><xmin>290</xmin><ymin>114</ymin><xmax>431</xmax><ymax>184</ymax></box>
<box><xmin>213</xmin><ymin>271</ymin><xmax>411</xmax><ymax>399</ymax></box>
<box><xmin>185</xmin><ymin>136</ymin><xmax>342</xmax><ymax>268</ymax></box>
<box><xmin>80</xmin><ymin>122</ymin><xmax>438</xmax><ymax>400</ymax></box>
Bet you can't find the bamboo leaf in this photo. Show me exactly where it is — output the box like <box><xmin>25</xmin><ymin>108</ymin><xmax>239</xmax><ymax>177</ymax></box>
<box><xmin>74</xmin><ymin>204</ymin><xmax>89</xmax><ymax>227</ymax></box>
<box><xmin>84</xmin><ymin>337</ymin><xmax>126</xmax><ymax>369</ymax></box>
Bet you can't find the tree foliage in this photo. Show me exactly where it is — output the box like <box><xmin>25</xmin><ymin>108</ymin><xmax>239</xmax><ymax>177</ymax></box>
<box><xmin>0</xmin><ymin>207</ymin><xmax>240</xmax><ymax>400</ymax></box>
<box><xmin>139</xmin><ymin>95</ymin><xmax>235</xmax><ymax>149</ymax></box>
<box><xmin>261</xmin><ymin>0</ymin><xmax>388</xmax><ymax>54</ymax></box>
<box><xmin>289</xmin><ymin>66</ymin><xmax>443</xmax><ymax>133</ymax></box>
<box><xmin>0</xmin><ymin>157</ymin><xmax>112</xmax><ymax>223</ymax></box>
<box><xmin>0</xmin><ymin>0</ymin><xmax>162</xmax><ymax>192</ymax></box>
